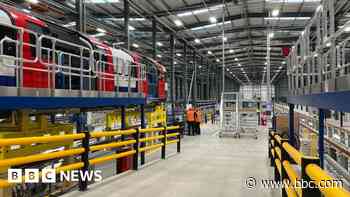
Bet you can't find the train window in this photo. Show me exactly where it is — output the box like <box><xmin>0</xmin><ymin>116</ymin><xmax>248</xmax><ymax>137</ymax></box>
<box><xmin>0</xmin><ymin>10</ymin><xmax>16</xmax><ymax>56</ymax></box>
<box><xmin>27</xmin><ymin>22</ymin><xmax>49</xmax><ymax>58</ymax></box>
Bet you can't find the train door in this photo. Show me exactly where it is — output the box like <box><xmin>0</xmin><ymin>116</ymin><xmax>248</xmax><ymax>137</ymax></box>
<box><xmin>112</xmin><ymin>49</ymin><xmax>136</xmax><ymax>93</ymax></box>
<box><xmin>0</xmin><ymin>9</ymin><xmax>16</xmax><ymax>86</ymax></box>
<box><xmin>94</xmin><ymin>46</ymin><xmax>114</xmax><ymax>92</ymax></box>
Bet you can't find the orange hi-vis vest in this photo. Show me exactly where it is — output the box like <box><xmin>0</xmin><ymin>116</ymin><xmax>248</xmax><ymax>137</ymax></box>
<box><xmin>195</xmin><ymin>110</ymin><xmax>202</xmax><ymax>123</ymax></box>
<box><xmin>187</xmin><ymin>109</ymin><xmax>195</xmax><ymax>122</ymax></box>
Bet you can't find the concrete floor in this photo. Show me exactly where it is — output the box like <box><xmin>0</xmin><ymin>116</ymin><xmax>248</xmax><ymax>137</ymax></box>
<box><xmin>63</xmin><ymin>123</ymin><xmax>280</xmax><ymax>197</ymax></box>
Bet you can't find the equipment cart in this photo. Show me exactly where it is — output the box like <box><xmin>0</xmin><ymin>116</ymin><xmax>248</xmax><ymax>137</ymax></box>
<box><xmin>219</xmin><ymin>92</ymin><xmax>240</xmax><ymax>138</ymax></box>
<box><xmin>239</xmin><ymin>99</ymin><xmax>259</xmax><ymax>139</ymax></box>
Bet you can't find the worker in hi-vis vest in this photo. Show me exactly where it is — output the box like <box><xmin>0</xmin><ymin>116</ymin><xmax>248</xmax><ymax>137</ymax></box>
<box><xmin>194</xmin><ymin>108</ymin><xmax>202</xmax><ymax>135</ymax></box>
<box><xmin>186</xmin><ymin>107</ymin><xmax>195</xmax><ymax>136</ymax></box>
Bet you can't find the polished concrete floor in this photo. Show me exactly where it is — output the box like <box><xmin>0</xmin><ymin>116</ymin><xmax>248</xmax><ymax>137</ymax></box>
<box><xmin>63</xmin><ymin>123</ymin><xmax>280</xmax><ymax>197</ymax></box>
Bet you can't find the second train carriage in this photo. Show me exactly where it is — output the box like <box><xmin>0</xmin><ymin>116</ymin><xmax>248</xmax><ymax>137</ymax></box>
<box><xmin>0</xmin><ymin>4</ymin><xmax>167</xmax><ymax>101</ymax></box>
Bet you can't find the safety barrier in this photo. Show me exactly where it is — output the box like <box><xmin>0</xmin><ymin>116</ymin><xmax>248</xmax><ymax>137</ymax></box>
<box><xmin>0</xmin><ymin>125</ymin><xmax>181</xmax><ymax>191</ymax></box>
<box><xmin>268</xmin><ymin>131</ymin><xmax>350</xmax><ymax>197</ymax></box>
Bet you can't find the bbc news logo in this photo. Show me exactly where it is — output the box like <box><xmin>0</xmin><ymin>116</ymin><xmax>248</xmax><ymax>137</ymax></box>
<box><xmin>8</xmin><ymin>169</ymin><xmax>102</xmax><ymax>183</ymax></box>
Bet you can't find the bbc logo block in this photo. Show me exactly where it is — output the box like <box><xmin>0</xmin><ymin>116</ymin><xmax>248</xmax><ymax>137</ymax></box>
<box><xmin>8</xmin><ymin>169</ymin><xmax>56</xmax><ymax>183</ymax></box>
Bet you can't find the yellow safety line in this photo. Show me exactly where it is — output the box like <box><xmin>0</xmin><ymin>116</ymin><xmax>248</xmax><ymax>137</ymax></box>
<box><xmin>139</xmin><ymin>143</ymin><xmax>164</xmax><ymax>152</ymax></box>
<box><xmin>166</xmin><ymin>133</ymin><xmax>179</xmax><ymax>138</ymax></box>
<box><xmin>282</xmin><ymin>142</ymin><xmax>303</xmax><ymax>165</ymax></box>
<box><xmin>166</xmin><ymin>126</ymin><xmax>180</xmax><ymax>130</ymax></box>
<box><xmin>139</xmin><ymin>135</ymin><xmax>164</xmax><ymax>143</ymax></box>
<box><xmin>0</xmin><ymin>133</ymin><xmax>85</xmax><ymax>146</ymax></box>
<box><xmin>166</xmin><ymin>140</ymin><xmax>179</xmax><ymax>145</ymax></box>
<box><xmin>139</xmin><ymin>127</ymin><xmax>164</xmax><ymax>133</ymax></box>
<box><xmin>306</xmin><ymin>164</ymin><xmax>350</xmax><ymax>197</ymax></box>
<box><xmin>283</xmin><ymin>160</ymin><xmax>302</xmax><ymax>197</ymax></box>
<box><xmin>90</xmin><ymin>150</ymin><xmax>136</xmax><ymax>165</ymax></box>
<box><xmin>0</xmin><ymin>148</ymin><xmax>85</xmax><ymax>168</ymax></box>
<box><xmin>284</xmin><ymin>179</ymin><xmax>298</xmax><ymax>197</ymax></box>
<box><xmin>91</xmin><ymin>129</ymin><xmax>136</xmax><ymax>138</ymax></box>
<box><xmin>275</xmin><ymin>147</ymin><xmax>282</xmax><ymax>160</ymax></box>
<box><xmin>90</xmin><ymin>140</ymin><xmax>136</xmax><ymax>151</ymax></box>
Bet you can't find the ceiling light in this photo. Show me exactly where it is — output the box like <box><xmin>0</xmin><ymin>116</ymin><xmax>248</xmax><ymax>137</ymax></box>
<box><xmin>229</xmin><ymin>49</ymin><xmax>234</xmax><ymax>53</ymax></box>
<box><xmin>132</xmin><ymin>43</ymin><xmax>139</xmax><ymax>48</ymax></box>
<box><xmin>157</xmin><ymin>54</ymin><xmax>162</xmax><ymax>58</ymax></box>
<box><xmin>208</xmin><ymin>51</ymin><xmax>212</xmax><ymax>55</ymax></box>
<box><xmin>222</xmin><ymin>37</ymin><xmax>227</xmax><ymax>42</ymax></box>
<box><xmin>194</xmin><ymin>39</ymin><xmax>201</xmax><ymax>43</ymax></box>
<box><xmin>63</xmin><ymin>21</ymin><xmax>76</xmax><ymax>27</ymax></box>
<box><xmin>279</xmin><ymin>66</ymin><xmax>283</xmax><ymax>69</ymax></box>
<box><xmin>128</xmin><ymin>25</ymin><xmax>135</xmax><ymax>31</ymax></box>
<box><xmin>265</xmin><ymin>62</ymin><xmax>268</xmax><ymax>65</ymax></box>
<box><xmin>269</xmin><ymin>32</ymin><xmax>274</xmax><ymax>38</ymax></box>
<box><xmin>272</xmin><ymin>9</ymin><xmax>280</xmax><ymax>17</ymax></box>
<box><xmin>191</xmin><ymin>21</ymin><xmax>231</xmax><ymax>31</ymax></box>
<box><xmin>177</xmin><ymin>4</ymin><xmax>224</xmax><ymax>17</ymax></box>
<box><xmin>91</xmin><ymin>33</ymin><xmax>106</xmax><ymax>38</ymax></box>
<box><xmin>264</xmin><ymin>17</ymin><xmax>311</xmax><ymax>20</ymax></box>
<box><xmin>85</xmin><ymin>0</ymin><xmax>119</xmax><ymax>3</ymax></box>
<box><xmin>176</xmin><ymin>53</ymin><xmax>182</xmax><ymax>57</ymax></box>
<box><xmin>216</xmin><ymin>59</ymin><xmax>220</xmax><ymax>62</ymax></box>
<box><xmin>96</xmin><ymin>28</ymin><xmax>106</xmax><ymax>33</ymax></box>
<box><xmin>156</xmin><ymin>42</ymin><xmax>163</xmax><ymax>46</ymax></box>
<box><xmin>26</xmin><ymin>0</ymin><xmax>39</xmax><ymax>4</ymax></box>
<box><xmin>226</xmin><ymin>68</ymin><xmax>229</xmax><ymax>71</ymax></box>
<box><xmin>238</xmin><ymin>63</ymin><xmax>241</xmax><ymax>66</ymax></box>
<box><xmin>266</xmin><ymin>0</ymin><xmax>320</xmax><ymax>2</ymax></box>
<box><xmin>174</xmin><ymin>61</ymin><xmax>177</xmax><ymax>64</ymax></box>
<box><xmin>345</xmin><ymin>26</ymin><xmax>350</xmax><ymax>32</ymax></box>
<box><xmin>174</xmin><ymin>19</ymin><xmax>183</xmax><ymax>27</ymax></box>
<box><xmin>282</xmin><ymin>61</ymin><xmax>286</xmax><ymax>64</ymax></box>
<box><xmin>235</xmin><ymin>58</ymin><xmax>238</xmax><ymax>61</ymax></box>
<box><xmin>209</xmin><ymin>17</ymin><xmax>217</xmax><ymax>24</ymax></box>
<box><xmin>326</xmin><ymin>42</ymin><xmax>331</xmax><ymax>47</ymax></box>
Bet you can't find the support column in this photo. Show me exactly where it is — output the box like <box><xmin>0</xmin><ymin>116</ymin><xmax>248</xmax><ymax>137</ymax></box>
<box><xmin>75</xmin><ymin>0</ymin><xmax>86</xmax><ymax>32</ymax></box>
<box><xmin>288</xmin><ymin>103</ymin><xmax>295</xmax><ymax>147</ymax></box>
<box><xmin>207</xmin><ymin>59</ymin><xmax>210</xmax><ymax>100</ymax></box>
<box><xmin>184</xmin><ymin>42</ymin><xmax>188</xmax><ymax>105</ymax></box>
<box><xmin>193</xmin><ymin>51</ymin><xmax>197</xmax><ymax>106</ymax></box>
<box><xmin>124</xmin><ymin>0</ymin><xmax>130</xmax><ymax>50</ymax></box>
<box><xmin>170</xmin><ymin>35</ymin><xmax>175</xmax><ymax>122</ymax></box>
<box><xmin>152</xmin><ymin>18</ymin><xmax>157</xmax><ymax>59</ymax></box>
<box><xmin>318</xmin><ymin>109</ymin><xmax>325</xmax><ymax>168</ymax></box>
<box><xmin>340</xmin><ymin>112</ymin><xmax>344</xmax><ymax>127</ymax></box>
<box><xmin>140</xmin><ymin>105</ymin><xmax>146</xmax><ymax>165</ymax></box>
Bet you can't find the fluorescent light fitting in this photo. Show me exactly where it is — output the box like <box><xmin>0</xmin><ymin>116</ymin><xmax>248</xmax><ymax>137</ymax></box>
<box><xmin>229</xmin><ymin>49</ymin><xmax>234</xmax><ymax>53</ymax></box>
<box><xmin>157</xmin><ymin>54</ymin><xmax>162</xmax><ymax>58</ymax></box>
<box><xmin>176</xmin><ymin>53</ymin><xmax>182</xmax><ymax>57</ymax></box>
<box><xmin>282</xmin><ymin>61</ymin><xmax>286</xmax><ymax>64</ymax></box>
<box><xmin>96</xmin><ymin>28</ymin><xmax>106</xmax><ymax>33</ymax></box>
<box><xmin>174</xmin><ymin>19</ymin><xmax>183</xmax><ymax>27</ymax></box>
<box><xmin>226</xmin><ymin>68</ymin><xmax>229</xmax><ymax>71</ymax></box>
<box><xmin>174</xmin><ymin>61</ymin><xmax>177</xmax><ymax>64</ymax></box>
<box><xmin>132</xmin><ymin>43</ymin><xmax>139</xmax><ymax>48</ymax></box>
<box><xmin>209</xmin><ymin>17</ymin><xmax>217</xmax><ymax>24</ymax></box>
<box><xmin>345</xmin><ymin>26</ymin><xmax>350</xmax><ymax>32</ymax></box>
<box><xmin>194</xmin><ymin>39</ymin><xmax>201</xmax><ymax>43</ymax></box>
<box><xmin>216</xmin><ymin>59</ymin><xmax>220</xmax><ymax>62</ymax></box>
<box><xmin>269</xmin><ymin>32</ymin><xmax>274</xmax><ymax>38</ymax></box>
<box><xmin>91</xmin><ymin>32</ymin><xmax>106</xmax><ymax>38</ymax></box>
<box><xmin>208</xmin><ymin>51</ymin><xmax>213</xmax><ymax>55</ymax></box>
<box><xmin>26</xmin><ymin>0</ymin><xmax>39</xmax><ymax>4</ymax></box>
<box><xmin>128</xmin><ymin>25</ymin><xmax>135</xmax><ymax>31</ymax></box>
<box><xmin>238</xmin><ymin>63</ymin><xmax>241</xmax><ymax>66</ymax></box>
<box><xmin>85</xmin><ymin>0</ymin><xmax>119</xmax><ymax>3</ymax></box>
<box><xmin>264</xmin><ymin>17</ymin><xmax>311</xmax><ymax>20</ymax></box>
<box><xmin>63</xmin><ymin>21</ymin><xmax>76</xmax><ymax>27</ymax></box>
<box><xmin>272</xmin><ymin>9</ymin><xmax>280</xmax><ymax>17</ymax></box>
<box><xmin>157</xmin><ymin>42</ymin><xmax>163</xmax><ymax>46</ymax></box>
<box><xmin>177</xmin><ymin>4</ymin><xmax>224</xmax><ymax>17</ymax></box>
<box><xmin>235</xmin><ymin>58</ymin><xmax>238</xmax><ymax>61</ymax></box>
<box><xmin>222</xmin><ymin>37</ymin><xmax>227</xmax><ymax>42</ymax></box>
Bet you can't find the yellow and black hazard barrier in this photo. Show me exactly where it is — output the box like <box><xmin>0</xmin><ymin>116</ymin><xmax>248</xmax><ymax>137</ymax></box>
<box><xmin>268</xmin><ymin>131</ymin><xmax>350</xmax><ymax>197</ymax></box>
<box><xmin>0</xmin><ymin>125</ymin><xmax>181</xmax><ymax>191</ymax></box>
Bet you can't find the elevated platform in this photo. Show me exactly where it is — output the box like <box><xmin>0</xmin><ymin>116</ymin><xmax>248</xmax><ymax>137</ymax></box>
<box><xmin>63</xmin><ymin>124</ymin><xmax>278</xmax><ymax>197</ymax></box>
<box><xmin>287</xmin><ymin>90</ymin><xmax>350</xmax><ymax>112</ymax></box>
<box><xmin>0</xmin><ymin>96</ymin><xmax>146</xmax><ymax>110</ymax></box>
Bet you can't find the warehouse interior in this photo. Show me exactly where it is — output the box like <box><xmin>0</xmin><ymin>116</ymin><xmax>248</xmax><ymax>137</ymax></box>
<box><xmin>0</xmin><ymin>0</ymin><xmax>349</xmax><ymax>197</ymax></box>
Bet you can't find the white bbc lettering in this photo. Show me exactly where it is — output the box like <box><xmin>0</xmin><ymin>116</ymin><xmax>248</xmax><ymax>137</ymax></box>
<box><xmin>8</xmin><ymin>169</ymin><xmax>22</xmax><ymax>183</ymax></box>
<box><xmin>24</xmin><ymin>169</ymin><xmax>39</xmax><ymax>183</ymax></box>
<box><xmin>42</xmin><ymin>169</ymin><xmax>56</xmax><ymax>183</ymax></box>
